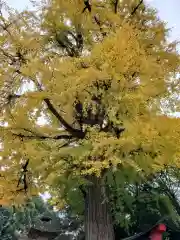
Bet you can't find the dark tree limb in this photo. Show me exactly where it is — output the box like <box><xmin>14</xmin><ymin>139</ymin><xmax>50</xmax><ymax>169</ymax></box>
<box><xmin>102</xmin><ymin>122</ymin><xmax>125</xmax><ymax>138</ymax></box>
<box><xmin>30</xmin><ymin>78</ymin><xmax>85</xmax><ymax>139</ymax></box>
<box><xmin>131</xmin><ymin>0</ymin><xmax>144</xmax><ymax>16</ymax></box>
<box><xmin>4</xmin><ymin>93</ymin><xmax>85</xmax><ymax>139</ymax></box>
<box><xmin>79</xmin><ymin>185</ymin><xmax>87</xmax><ymax>199</ymax></box>
<box><xmin>17</xmin><ymin>159</ymin><xmax>29</xmax><ymax>192</ymax></box>
<box><xmin>55</xmin><ymin>30</ymin><xmax>80</xmax><ymax>57</ymax></box>
<box><xmin>44</xmin><ymin>98</ymin><xmax>85</xmax><ymax>139</ymax></box>
<box><xmin>75</xmin><ymin>24</ymin><xmax>83</xmax><ymax>53</ymax></box>
<box><xmin>94</xmin><ymin>15</ymin><xmax>107</xmax><ymax>37</ymax></box>
<box><xmin>82</xmin><ymin>0</ymin><xmax>91</xmax><ymax>13</ymax></box>
<box><xmin>12</xmin><ymin>132</ymin><xmax>74</xmax><ymax>141</ymax></box>
<box><xmin>114</xmin><ymin>0</ymin><xmax>119</xmax><ymax>14</ymax></box>
<box><xmin>8</xmin><ymin>126</ymin><xmax>74</xmax><ymax>141</ymax></box>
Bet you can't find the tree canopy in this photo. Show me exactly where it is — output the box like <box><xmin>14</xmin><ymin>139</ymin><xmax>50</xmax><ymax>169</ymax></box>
<box><xmin>0</xmin><ymin>0</ymin><xmax>180</xmax><ymax>239</ymax></box>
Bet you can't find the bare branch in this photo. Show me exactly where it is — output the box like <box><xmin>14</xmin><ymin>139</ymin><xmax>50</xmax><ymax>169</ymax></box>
<box><xmin>43</xmin><ymin>98</ymin><xmax>85</xmax><ymax>139</ymax></box>
<box><xmin>12</xmin><ymin>132</ymin><xmax>74</xmax><ymax>141</ymax></box>
<box><xmin>3</xmin><ymin>126</ymin><xmax>74</xmax><ymax>141</ymax></box>
<box><xmin>93</xmin><ymin>15</ymin><xmax>107</xmax><ymax>38</ymax></box>
<box><xmin>32</xmin><ymin>77</ymin><xmax>85</xmax><ymax>139</ymax></box>
<box><xmin>114</xmin><ymin>0</ymin><xmax>119</xmax><ymax>14</ymax></box>
<box><xmin>131</xmin><ymin>0</ymin><xmax>144</xmax><ymax>16</ymax></box>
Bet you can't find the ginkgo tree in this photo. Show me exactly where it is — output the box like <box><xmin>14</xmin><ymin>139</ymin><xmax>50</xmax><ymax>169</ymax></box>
<box><xmin>0</xmin><ymin>0</ymin><xmax>180</xmax><ymax>239</ymax></box>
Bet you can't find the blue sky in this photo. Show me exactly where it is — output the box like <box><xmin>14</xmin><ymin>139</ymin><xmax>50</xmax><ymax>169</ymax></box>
<box><xmin>147</xmin><ymin>0</ymin><xmax>180</xmax><ymax>41</ymax></box>
<box><xmin>6</xmin><ymin>0</ymin><xmax>180</xmax><ymax>42</ymax></box>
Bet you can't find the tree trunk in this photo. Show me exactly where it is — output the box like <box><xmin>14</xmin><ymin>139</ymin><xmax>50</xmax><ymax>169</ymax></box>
<box><xmin>84</xmin><ymin>175</ymin><xmax>115</xmax><ymax>240</ymax></box>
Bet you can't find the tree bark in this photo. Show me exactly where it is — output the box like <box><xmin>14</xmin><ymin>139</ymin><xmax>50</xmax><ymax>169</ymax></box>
<box><xmin>84</xmin><ymin>175</ymin><xmax>115</xmax><ymax>240</ymax></box>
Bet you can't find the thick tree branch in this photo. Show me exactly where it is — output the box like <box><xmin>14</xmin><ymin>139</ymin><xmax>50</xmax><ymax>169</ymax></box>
<box><xmin>12</xmin><ymin>132</ymin><xmax>74</xmax><ymax>140</ymax></box>
<box><xmin>131</xmin><ymin>0</ymin><xmax>144</xmax><ymax>16</ymax></box>
<box><xmin>31</xmin><ymin>79</ymin><xmax>85</xmax><ymax>139</ymax></box>
<box><xmin>6</xmin><ymin>126</ymin><xmax>74</xmax><ymax>140</ymax></box>
<box><xmin>44</xmin><ymin>98</ymin><xmax>85</xmax><ymax>139</ymax></box>
<box><xmin>114</xmin><ymin>0</ymin><xmax>119</xmax><ymax>14</ymax></box>
<box><xmin>4</xmin><ymin>90</ymin><xmax>85</xmax><ymax>139</ymax></box>
<box><xmin>8</xmin><ymin>127</ymin><xmax>74</xmax><ymax>149</ymax></box>
<box><xmin>17</xmin><ymin>159</ymin><xmax>29</xmax><ymax>192</ymax></box>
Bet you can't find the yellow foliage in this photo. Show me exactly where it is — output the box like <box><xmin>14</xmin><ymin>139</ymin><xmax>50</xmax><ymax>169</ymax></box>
<box><xmin>0</xmin><ymin>0</ymin><xmax>180</xmax><ymax>205</ymax></box>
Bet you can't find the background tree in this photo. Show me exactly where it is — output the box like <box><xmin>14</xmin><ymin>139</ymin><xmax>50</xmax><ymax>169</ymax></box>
<box><xmin>0</xmin><ymin>197</ymin><xmax>84</xmax><ymax>240</ymax></box>
<box><xmin>0</xmin><ymin>197</ymin><xmax>49</xmax><ymax>240</ymax></box>
<box><xmin>108</xmin><ymin>167</ymin><xmax>180</xmax><ymax>239</ymax></box>
<box><xmin>0</xmin><ymin>0</ymin><xmax>180</xmax><ymax>239</ymax></box>
<box><xmin>0</xmin><ymin>205</ymin><xmax>17</xmax><ymax>240</ymax></box>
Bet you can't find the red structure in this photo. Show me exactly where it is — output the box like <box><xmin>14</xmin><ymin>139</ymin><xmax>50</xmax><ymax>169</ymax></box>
<box><xmin>123</xmin><ymin>223</ymin><xmax>167</xmax><ymax>240</ymax></box>
<box><xmin>149</xmin><ymin>224</ymin><xmax>166</xmax><ymax>240</ymax></box>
